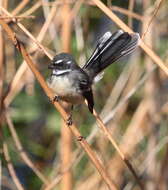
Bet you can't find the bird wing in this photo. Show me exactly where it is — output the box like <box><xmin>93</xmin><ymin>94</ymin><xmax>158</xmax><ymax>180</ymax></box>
<box><xmin>77</xmin><ymin>77</ymin><xmax>94</xmax><ymax>113</ymax></box>
<box><xmin>82</xmin><ymin>88</ymin><xmax>94</xmax><ymax>113</ymax></box>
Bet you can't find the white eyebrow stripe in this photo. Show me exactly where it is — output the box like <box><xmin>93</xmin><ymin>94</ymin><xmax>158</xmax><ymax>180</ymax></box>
<box><xmin>53</xmin><ymin>69</ymin><xmax>71</xmax><ymax>75</ymax></box>
<box><xmin>55</xmin><ymin>59</ymin><xmax>63</xmax><ymax>63</ymax></box>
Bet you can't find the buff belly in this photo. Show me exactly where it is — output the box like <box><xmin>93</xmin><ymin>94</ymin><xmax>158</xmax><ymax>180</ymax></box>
<box><xmin>47</xmin><ymin>76</ymin><xmax>84</xmax><ymax>104</ymax></box>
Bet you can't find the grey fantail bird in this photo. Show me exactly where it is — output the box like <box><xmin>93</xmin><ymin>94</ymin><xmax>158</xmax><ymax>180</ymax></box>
<box><xmin>47</xmin><ymin>30</ymin><xmax>140</xmax><ymax>113</ymax></box>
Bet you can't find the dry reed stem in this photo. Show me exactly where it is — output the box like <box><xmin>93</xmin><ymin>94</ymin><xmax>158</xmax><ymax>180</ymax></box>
<box><xmin>74</xmin><ymin>16</ymin><xmax>86</xmax><ymax>65</ymax></box>
<box><xmin>42</xmin><ymin>0</ymin><xmax>60</xmax><ymax>51</ymax></box>
<box><xmin>69</xmin><ymin>0</ymin><xmax>85</xmax><ymax>20</ymax></box>
<box><xmin>0</xmin><ymin>19</ymin><xmax>118</xmax><ymax>190</ymax></box>
<box><xmin>60</xmin><ymin>1</ymin><xmax>73</xmax><ymax>190</ymax></box>
<box><xmin>92</xmin><ymin>0</ymin><xmax>168</xmax><ymax>75</ymax></box>
<box><xmin>44</xmin><ymin>175</ymin><xmax>63</xmax><ymax>190</ymax></box>
<box><xmin>19</xmin><ymin>1</ymin><xmax>42</xmax><ymax>17</ymax></box>
<box><xmin>0</xmin><ymin>5</ymin><xmax>5</xmax><ymax>112</ymax></box>
<box><xmin>3</xmin><ymin>142</ymin><xmax>25</xmax><ymax>190</ymax></box>
<box><xmin>111</xmin><ymin>5</ymin><xmax>143</xmax><ymax>21</ymax></box>
<box><xmin>143</xmin><ymin>2</ymin><xmax>160</xmax><ymax>188</ymax></box>
<box><xmin>11</xmin><ymin>0</ymin><xmax>30</xmax><ymax>16</ymax></box>
<box><xmin>0</xmin><ymin>15</ymin><xmax>35</xmax><ymax>19</ymax></box>
<box><xmin>142</xmin><ymin>0</ymin><xmax>164</xmax><ymax>39</ymax></box>
<box><xmin>5</xmin><ymin>112</ymin><xmax>50</xmax><ymax>185</ymax></box>
<box><xmin>128</xmin><ymin>0</ymin><xmax>135</xmax><ymax>27</ymax></box>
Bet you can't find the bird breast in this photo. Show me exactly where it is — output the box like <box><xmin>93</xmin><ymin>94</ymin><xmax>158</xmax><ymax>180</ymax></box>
<box><xmin>47</xmin><ymin>75</ymin><xmax>84</xmax><ymax>104</ymax></box>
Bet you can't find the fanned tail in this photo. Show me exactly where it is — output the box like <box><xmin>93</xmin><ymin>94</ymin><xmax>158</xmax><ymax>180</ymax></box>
<box><xmin>83</xmin><ymin>30</ymin><xmax>140</xmax><ymax>80</ymax></box>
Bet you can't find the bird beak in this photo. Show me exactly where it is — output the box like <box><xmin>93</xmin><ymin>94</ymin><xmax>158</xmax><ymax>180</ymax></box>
<box><xmin>48</xmin><ymin>64</ymin><xmax>55</xmax><ymax>69</ymax></box>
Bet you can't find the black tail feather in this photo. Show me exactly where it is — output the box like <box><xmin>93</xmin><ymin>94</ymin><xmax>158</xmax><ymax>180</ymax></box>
<box><xmin>83</xmin><ymin>30</ymin><xmax>139</xmax><ymax>79</ymax></box>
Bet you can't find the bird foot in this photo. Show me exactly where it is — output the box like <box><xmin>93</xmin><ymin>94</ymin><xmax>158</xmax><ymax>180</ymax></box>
<box><xmin>50</xmin><ymin>95</ymin><xmax>60</xmax><ymax>103</ymax></box>
<box><xmin>77</xmin><ymin>136</ymin><xmax>84</xmax><ymax>141</ymax></box>
<box><xmin>66</xmin><ymin>115</ymin><xmax>73</xmax><ymax>126</ymax></box>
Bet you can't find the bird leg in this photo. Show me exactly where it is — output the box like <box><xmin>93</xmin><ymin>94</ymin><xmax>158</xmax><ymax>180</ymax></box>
<box><xmin>52</xmin><ymin>95</ymin><xmax>60</xmax><ymax>102</ymax></box>
<box><xmin>50</xmin><ymin>95</ymin><xmax>60</xmax><ymax>104</ymax></box>
<box><xmin>66</xmin><ymin>115</ymin><xmax>73</xmax><ymax>126</ymax></box>
<box><xmin>66</xmin><ymin>105</ymin><xmax>73</xmax><ymax>126</ymax></box>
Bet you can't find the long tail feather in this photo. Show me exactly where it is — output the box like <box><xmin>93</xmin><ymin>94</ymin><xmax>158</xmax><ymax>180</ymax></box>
<box><xmin>83</xmin><ymin>30</ymin><xmax>140</xmax><ymax>79</ymax></box>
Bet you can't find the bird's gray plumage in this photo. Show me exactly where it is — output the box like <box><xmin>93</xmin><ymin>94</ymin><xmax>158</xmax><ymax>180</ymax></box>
<box><xmin>47</xmin><ymin>30</ymin><xmax>140</xmax><ymax>113</ymax></box>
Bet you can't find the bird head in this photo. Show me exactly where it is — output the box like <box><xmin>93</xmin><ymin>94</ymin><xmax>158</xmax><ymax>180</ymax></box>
<box><xmin>48</xmin><ymin>53</ymin><xmax>77</xmax><ymax>76</ymax></box>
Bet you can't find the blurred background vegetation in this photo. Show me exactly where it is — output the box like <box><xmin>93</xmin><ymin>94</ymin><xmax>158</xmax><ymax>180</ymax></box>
<box><xmin>0</xmin><ymin>0</ymin><xmax>168</xmax><ymax>190</ymax></box>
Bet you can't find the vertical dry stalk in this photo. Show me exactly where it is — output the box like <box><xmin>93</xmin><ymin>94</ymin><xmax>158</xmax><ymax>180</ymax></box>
<box><xmin>61</xmin><ymin>0</ymin><xmax>72</xmax><ymax>51</ymax></box>
<box><xmin>128</xmin><ymin>0</ymin><xmax>135</xmax><ymax>27</ymax></box>
<box><xmin>0</xmin><ymin>0</ymin><xmax>6</xmax><ymax>111</ymax></box>
<box><xmin>0</xmin><ymin>0</ymin><xmax>8</xmax><ymax>144</ymax></box>
<box><xmin>143</xmin><ymin>1</ymin><xmax>161</xmax><ymax>189</ymax></box>
<box><xmin>60</xmin><ymin>1</ymin><xmax>73</xmax><ymax>190</ymax></box>
<box><xmin>142</xmin><ymin>0</ymin><xmax>164</xmax><ymax>40</ymax></box>
<box><xmin>42</xmin><ymin>0</ymin><xmax>60</xmax><ymax>51</ymax></box>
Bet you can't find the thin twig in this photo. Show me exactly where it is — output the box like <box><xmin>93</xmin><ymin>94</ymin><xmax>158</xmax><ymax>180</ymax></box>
<box><xmin>111</xmin><ymin>5</ymin><xmax>143</xmax><ymax>21</ymax></box>
<box><xmin>19</xmin><ymin>1</ymin><xmax>42</xmax><ymax>17</ymax></box>
<box><xmin>142</xmin><ymin>0</ymin><xmax>164</xmax><ymax>39</ymax></box>
<box><xmin>5</xmin><ymin>112</ymin><xmax>50</xmax><ymax>185</ymax></box>
<box><xmin>11</xmin><ymin>0</ymin><xmax>30</xmax><ymax>16</ymax></box>
<box><xmin>42</xmin><ymin>0</ymin><xmax>60</xmax><ymax>51</ymax></box>
<box><xmin>3</xmin><ymin>142</ymin><xmax>25</xmax><ymax>190</ymax></box>
<box><xmin>0</xmin><ymin>15</ymin><xmax>35</xmax><ymax>19</ymax></box>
